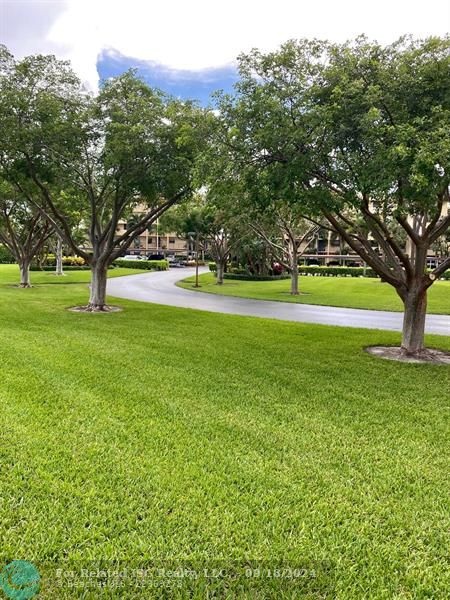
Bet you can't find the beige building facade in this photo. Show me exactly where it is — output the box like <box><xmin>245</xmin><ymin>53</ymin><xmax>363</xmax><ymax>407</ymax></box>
<box><xmin>115</xmin><ymin>220</ymin><xmax>188</xmax><ymax>257</ymax></box>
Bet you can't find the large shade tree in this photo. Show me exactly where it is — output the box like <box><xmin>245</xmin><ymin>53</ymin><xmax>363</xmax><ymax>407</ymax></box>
<box><xmin>0</xmin><ymin>181</ymin><xmax>53</xmax><ymax>287</ymax></box>
<box><xmin>0</xmin><ymin>49</ymin><xmax>202</xmax><ymax>310</ymax></box>
<box><xmin>217</xmin><ymin>36</ymin><xmax>450</xmax><ymax>356</ymax></box>
<box><xmin>249</xmin><ymin>202</ymin><xmax>319</xmax><ymax>295</ymax></box>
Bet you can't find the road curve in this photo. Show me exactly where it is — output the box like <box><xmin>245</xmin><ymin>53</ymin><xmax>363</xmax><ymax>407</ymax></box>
<box><xmin>107</xmin><ymin>267</ymin><xmax>450</xmax><ymax>335</ymax></box>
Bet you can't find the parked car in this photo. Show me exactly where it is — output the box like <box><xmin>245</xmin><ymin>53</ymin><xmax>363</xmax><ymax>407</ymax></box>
<box><xmin>167</xmin><ymin>256</ymin><xmax>183</xmax><ymax>266</ymax></box>
<box><xmin>146</xmin><ymin>253</ymin><xmax>165</xmax><ymax>261</ymax></box>
<box><xmin>117</xmin><ymin>255</ymin><xmax>143</xmax><ymax>261</ymax></box>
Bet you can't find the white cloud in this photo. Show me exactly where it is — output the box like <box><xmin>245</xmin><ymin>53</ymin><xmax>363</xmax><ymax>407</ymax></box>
<box><xmin>3</xmin><ymin>0</ymin><xmax>450</xmax><ymax>90</ymax></box>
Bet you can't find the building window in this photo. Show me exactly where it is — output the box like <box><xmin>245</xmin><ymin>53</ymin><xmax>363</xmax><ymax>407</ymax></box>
<box><xmin>169</xmin><ymin>237</ymin><xmax>175</xmax><ymax>244</ymax></box>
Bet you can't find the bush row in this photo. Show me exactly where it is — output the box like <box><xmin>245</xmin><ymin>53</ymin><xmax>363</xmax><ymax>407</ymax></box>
<box><xmin>223</xmin><ymin>273</ymin><xmax>291</xmax><ymax>281</ymax></box>
<box><xmin>209</xmin><ymin>262</ymin><xmax>376</xmax><ymax>278</ymax></box>
<box><xmin>298</xmin><ymin>265</ymin><xmax>378</xmax><ymax>277</ymax></box>
<box><xmin>211</xmin><ymin>262</ymin><xmax>450</xmax><ymax>280</ymax></box>
<box><xmin>113</xmin><ymin>259</ymin><xmax>168</xmax><ymax>271</ymax></box>
<box><xmin>43</xmin><ymin>255</ymin><xmax>86</xmax><ymax>266</ymax></box>
<box><xmin>298</xmin><ymin>265</ymin><xmax>450</xmax><ymax>279</ymax></box>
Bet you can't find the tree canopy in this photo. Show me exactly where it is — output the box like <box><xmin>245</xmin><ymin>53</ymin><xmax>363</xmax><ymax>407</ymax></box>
<box><xmin>0</xmin><ymin>50</ymin><xmax>203</xmax><ymax>309</ymax></box>
<box><xmin>211</xmin><ymin>35</ymin><xmax>450</xmax><ymax>354</ymax></box>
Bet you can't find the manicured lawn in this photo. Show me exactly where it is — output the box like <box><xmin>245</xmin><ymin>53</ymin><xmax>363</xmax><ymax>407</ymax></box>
<box><xmin>0</xmin><ymin>263</ymin><xmax>147</xmax><ymax>286</ymax></box>
<box><xmin>178</xmin><ymin>272</ymin><xmax>450</xmax><ymax>314</ymax></box>
<box><xmin>0</xmin><ymin>266</ymin><xmax>448</xmax><ymax>598</ymax></box>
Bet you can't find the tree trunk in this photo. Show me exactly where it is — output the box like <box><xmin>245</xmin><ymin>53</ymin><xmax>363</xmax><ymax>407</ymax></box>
<box><xmin>88</xmin><ymin>262</ymin><xmax>108</xmax><ymax>310</ymax></box>
<box><xmin>36</xmin><ymin>252</ymin><xmax>44</xmax><ymax>271</ymax></box>
<box><xmin>216</xmin><ymin>260</ymin><xmax>225</xmax><ymax>285</ymax></box>
<box><xmin>19</xmin><ymin>259</ymin><xmax>31</xmax><ymax>288</ymax></box>
<box><xmin>55</xmin><ymin>236</ymin><xmax>64</xmax><ymax>276</ymax></box>
<box><xmin>290</xmin><ymin>252</ymin><xmax>299</xmax><ymax>295</ymax></box>
<box><xmin>401</xmin><ymin>285</ymin><xmax>428</xmax><ymax>355</ymax></box>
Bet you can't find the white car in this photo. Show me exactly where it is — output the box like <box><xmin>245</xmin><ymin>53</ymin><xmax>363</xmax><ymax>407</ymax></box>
<box><xmin>117</xmin><ymin>255</ymin><xmax>143</xmax><ymax>261</ymax></box>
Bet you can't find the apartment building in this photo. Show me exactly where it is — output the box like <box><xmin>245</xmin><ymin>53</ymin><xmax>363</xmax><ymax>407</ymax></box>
<box><xmin>114</xmin><ymin>204</ymin><xmax>189</xmax><ymax>257</ymax></box>
<box><xmin>114</xmin><ymin>219</ymin><xmax>188</xmax><ymax>257</ymax></box>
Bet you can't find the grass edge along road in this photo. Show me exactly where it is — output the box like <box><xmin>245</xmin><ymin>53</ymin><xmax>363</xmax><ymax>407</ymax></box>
<box><xmin>178</xmin><ymin>271</ymin><xmax>450</xmax><ymax>315</ymax></box>
<box><xmin>0</xmin><ymin>266</ymin><xmax>448</xmax><ymax>598</ymax></box>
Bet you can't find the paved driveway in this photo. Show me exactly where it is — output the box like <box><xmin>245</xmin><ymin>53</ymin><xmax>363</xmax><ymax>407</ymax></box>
<box><xmin>107</xmin><ymin>267</ymin><xmax>450</xmax><ymax>335</ymax></box>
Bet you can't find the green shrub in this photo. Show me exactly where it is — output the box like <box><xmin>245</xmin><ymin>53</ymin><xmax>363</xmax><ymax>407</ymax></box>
<box><xmin>209</xmin><ymin>262</ymin><xmax>217</xmax><ymax>272</ymax></box>
<box><xmin>297</xmin><ymin>265</ymin><xmax>450</xmax><ymax>280</ymax></box>
<box><xmin>43</xmin><ymin>254</ymin><xmax>86</xmax><ymax>267</ymax></box>
<box><xmin>0</xmin><ymin>246</ymin><xmax>15</xmax><ymax>264</ymax></box>
<box><xmin>113</xmin><ymin>259</ymin><xmax>168</xmax><ymax>271</ymax></box>
<box><xmin>298</xmin><ymin>265</ymin><xmax>378</xmax><ymax>278</ymax></box>
<box><xmin>228</xmin><ymin>267</ymin><xmax>248</xmax><ymax>275</ymax></box>
<box><xmin>223</xmin><ymin>272</ymin><xmax>291</xmax><ymax>281</ymax></box>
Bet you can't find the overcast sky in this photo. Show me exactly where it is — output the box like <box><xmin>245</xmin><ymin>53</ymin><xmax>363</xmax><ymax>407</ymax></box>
<box><xmin>1</xmin><ymin>0</ymin><xmax>449</xmax><ymax>100</ymax></box>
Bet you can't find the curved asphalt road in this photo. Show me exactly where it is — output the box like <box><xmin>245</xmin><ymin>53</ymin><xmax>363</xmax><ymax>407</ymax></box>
<box><xmin>107</xmin><ymin>267</ymin><xmax>450</xmax><ymax>335</ymax></box>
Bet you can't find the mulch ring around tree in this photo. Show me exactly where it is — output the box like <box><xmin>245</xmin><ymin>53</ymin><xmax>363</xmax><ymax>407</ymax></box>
<box><xmin>365</xmin><ymin>346</ymin><xmax>450</xmax><ymax>365</ymax></box>
<box><xmin>67</xmin><ymin>305</ymin><xmax>123</xmax><ymax>313</ymax></box>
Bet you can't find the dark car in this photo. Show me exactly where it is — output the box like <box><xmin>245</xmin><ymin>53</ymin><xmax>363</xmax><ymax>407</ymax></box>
<box><xmin>147</xmin><ymin>253</ymin><xmax>165</xmax><ymax>261</ymax></box>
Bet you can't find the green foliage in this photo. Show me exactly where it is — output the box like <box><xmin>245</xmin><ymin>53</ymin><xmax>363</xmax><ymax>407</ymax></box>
<box><xmin>162</xmin><ymin>198</ymin><xmax>213</xmax><ymax>239</ymax></box>
<box><xmin>0</xmin><ymin>54</ymin><xmax>203</xmax><ymax>274</ymax></box>
<box><xmin>113</xmin><ymin>259</ymin><xmax>168</xmax><ymax>271</ymax></box>
<box><xmin>42</xmin><ymin>254</ymin><xmax>86</xmax><ymax>267</ymax></box>
<box><xmin>314</xmin><ymin>36</ymin><xmax>450</xmax><ymax>215</ymax></box>
<box><xmin>0</xmin><ymin>244</ymin><xmax>14</xmax><ymax>263</ymax></box>
<box><xmin>214</xmin><ymin>36</ymin><xmax>450</xmax><ymax>303</ymax></box>
<box><xmin>297</xmin><ymin>265</ymin><xmax>450</xmax><ymax>280</ymax></box>
<box><xmin>223</xmin><ymin>272</ymin><xmax>291</xmax><ymax>281</ymax></box>
<box><xmin>299</xmin><ymin>265</ymin><xmax>378</xmax><ymax>277</ymax></box>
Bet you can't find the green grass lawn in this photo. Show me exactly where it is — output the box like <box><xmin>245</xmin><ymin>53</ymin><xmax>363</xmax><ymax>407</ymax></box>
<box><xmin>0</xmin><ymin>265</ymin><xmax>449</xmax><ymax>598</ymax></box>
<box><xmin>0</xmin><ymin>263</ymin><xmax>147</xmax><ymax>286</ymax></box>
<box><xmin>178</xmin><ymin>272</ymin><xmax>450</xmax><ymax>314</ymax></box>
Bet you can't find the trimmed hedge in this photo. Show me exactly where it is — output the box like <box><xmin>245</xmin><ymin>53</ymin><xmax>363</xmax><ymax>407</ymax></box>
<box><xmin>298</xmin><ymin>265</ymin><xmax>450</xmax><ymax>279</ymax></box>
<box><xmin>113</xmin><ymin>259</ymin><xmax>168</xmax><ymax>271</ymax></box>
<box><xmin>44</xmin><ymin>255</ymin><xmax>86</xmax><ymax>267</ymax></box>
<box><xmin>298</xmin><ymin>265</ymin><xmax>378</xmax><ymax>278</ymax></box>
<box><xmin>223</xmin><ymin>273</ymin><xmax>291</xmax><ymax>281</ymax></box>
<box><xmin>28</xmin><ymin>260</ymin><xmax>169</xmax><ymax>272</ymax></box>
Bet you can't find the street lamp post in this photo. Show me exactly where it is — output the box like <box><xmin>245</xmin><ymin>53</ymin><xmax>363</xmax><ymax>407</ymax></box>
<box><xmin>188</xmin><ymin>231</ymin><xmax>200</xmax><ymax>287</ymax></box>
<box><xmin>156</xmin><ymin>218</ymin><xmax>159</xmax><ymax>255</ymax></box>
<box><xmin>195</xmin><ymin>231</ymin><xmax>200</xmax><ymax>287</ymax></box>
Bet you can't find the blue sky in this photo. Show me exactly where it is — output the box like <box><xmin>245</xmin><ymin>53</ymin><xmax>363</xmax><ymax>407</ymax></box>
<box><xmin>97</xmin><ymin>50</ymin><xmax>239</xmax><ymax>105</ymax></box>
